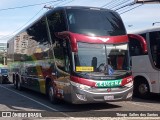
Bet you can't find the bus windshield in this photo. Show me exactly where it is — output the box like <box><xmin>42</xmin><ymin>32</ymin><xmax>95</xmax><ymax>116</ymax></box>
<box><xmin>74</xmin><ymin>42</ymin><xmax>129</xmax><ymax>74</ymax></box>
<box><xmin>66</xmin><ymin>8</ymin><xmax>126</xmax><ymax>36</ymax></box>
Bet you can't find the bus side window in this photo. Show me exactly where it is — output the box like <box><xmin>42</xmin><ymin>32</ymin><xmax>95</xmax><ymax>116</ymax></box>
<box><xmin>54</xmin><ymin>39</ymin><xmax>71</xmax><ymax>73</ymax></box>
<box><xmin>64</xmin><ymin>39</ymin><xmax>72</xmax><ymax>73</ymax></box>
<box><xmin>140</xmin><ymin>33</ymin><xmax>146</xmax><ymax>40</ymax></box>
<box><xmin>54</xmin><ymin>45</ymin><xmax>65</xmax><ymax>71</ymax></box>
<box><xmin>47</xmin><ymin>10</ymin><xmax>66</xmax><ymax>44</ymax></box>
<box><xmin>149</xmin><ymin>31</ymin><xmax>160</xmax><ymax>68</ymax></box>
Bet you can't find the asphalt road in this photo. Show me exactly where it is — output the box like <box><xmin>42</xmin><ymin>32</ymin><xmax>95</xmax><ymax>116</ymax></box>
<box><xmin>0</xmin><ymin>83</ymin><xmax>160</xmax><ymax>119</ymax></box>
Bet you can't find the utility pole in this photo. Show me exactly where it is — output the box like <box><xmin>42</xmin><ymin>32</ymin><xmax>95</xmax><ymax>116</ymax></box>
<box><xmin>3</xmin><ymin>49</ymin><xmax>6</xmax><ymax>65</ymax></box>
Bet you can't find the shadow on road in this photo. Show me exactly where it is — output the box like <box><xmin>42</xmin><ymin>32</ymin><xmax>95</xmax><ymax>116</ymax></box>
<box><xmin>2</xmin><ymin>84</ymin><xmax>160</xmax><ymax>117</ymax></box>
<box><xmin>0</xmin><ymin>84</ymin><xmax>122</xmax><ymax>113</ymax></box>
<box><xmin>132</xmin><ymin>93</ymin><xmax>160</xmax><ymax>103</ymax></box>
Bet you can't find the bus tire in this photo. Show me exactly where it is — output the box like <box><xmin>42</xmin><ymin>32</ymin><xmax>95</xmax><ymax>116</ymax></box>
<box><xmin>48</xmin><ymin>82</ymin><xmax>59</xmax><ymax>104</ymax></box>
<box><xmin>134</xmin><ymin>78</ymin><xmax>150</xmax><ymax>99</ymax></box>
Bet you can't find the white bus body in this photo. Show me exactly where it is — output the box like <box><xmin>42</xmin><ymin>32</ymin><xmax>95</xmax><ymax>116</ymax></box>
<box><xmin>128</xmin><ymin>27</ymin><xmax>160</xmax><ymax>98</ymax></box>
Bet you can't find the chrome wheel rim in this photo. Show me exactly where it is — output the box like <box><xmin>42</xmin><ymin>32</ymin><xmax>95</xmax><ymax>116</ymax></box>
<box><xmin>139</xmin><ymin>83</ymin><xmax>148</xmax><ymax>95</ymax></box>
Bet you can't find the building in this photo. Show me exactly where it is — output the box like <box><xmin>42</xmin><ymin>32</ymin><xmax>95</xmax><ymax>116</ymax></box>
<box><xmin>0</xmin><ymin>43</ymin><xmax>7</xmax><ymax>65</ymax></box>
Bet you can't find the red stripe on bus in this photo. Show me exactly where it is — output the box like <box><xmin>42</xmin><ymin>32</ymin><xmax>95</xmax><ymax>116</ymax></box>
<box><xmin>57</xmin><ymin>31</ymin><xmax>129</xmax><ymax>52</ymax></box>
<box><xmin>70</xmin><ymin>76</ymin><xmax>97</xmax><ymax>87</ymax></box>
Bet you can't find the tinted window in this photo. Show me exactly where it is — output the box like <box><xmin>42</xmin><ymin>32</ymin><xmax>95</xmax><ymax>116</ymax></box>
<box><xmin>54</xmin><ymin>39</ymin><xmax>70</xmax><ymax>73</ymax></box>
<box><xmin>66</xmin><ymin>8</ymin><xmax>126</xmax><ymax>36</ymax></box>
<box><xmin>129</xmin><ymin>38</ymin><xmax>143</xmax><ymax>56</ymax></box>
<box><xmin>149</xmin><ymin>31</ymin><xmax>160</xmax><ymax>68</ymax></box>
<box><xmin>26</xmin><ymin>17</ymin><xmax>53</xmax><ymax>61</ymax></box>
<box><xmin>140</xmin><ymin>33</ymin><xmax>146</xmax><ymax>40</ymax></box>
<box><xmin>47</xmin><ymin>10</ymin><xmax>66</xmax><ymax>44</ymax></box>
<box><xmin>27</xmin><ymin>18</ymin><xmax>48</xmax><ymax>45</ymax></box>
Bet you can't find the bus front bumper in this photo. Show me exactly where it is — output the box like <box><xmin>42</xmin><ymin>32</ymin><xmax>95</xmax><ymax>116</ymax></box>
<box><xmin>71</xmin><ymin>86</ymin><xmax>133</xmax><ymax>104</ymax></box>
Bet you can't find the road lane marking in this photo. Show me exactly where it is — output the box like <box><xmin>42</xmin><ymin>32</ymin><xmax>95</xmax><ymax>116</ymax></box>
<box><xmin>0</xmin><ymin>85</ymin><xmax>73</xmax><ymax>118</ymax></box>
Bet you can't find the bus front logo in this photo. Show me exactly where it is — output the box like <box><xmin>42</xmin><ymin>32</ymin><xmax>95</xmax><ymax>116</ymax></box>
<box><xmin>99</xmin><ymin>38</ymin><xmax>110</xmax><ymax>42</ymax></box>
<box><xmin>107</xmin><ymin>88</ymin><xmax>111</xmax><ymax>92</ymax></box>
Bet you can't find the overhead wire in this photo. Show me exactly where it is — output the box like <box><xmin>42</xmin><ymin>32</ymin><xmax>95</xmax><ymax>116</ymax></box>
<box><xmin>114</xmin><ymin>2</ymin><xmax>135</xmax><ymax>11</ymax></box>
<box><xmin>0</xmin><ymin>0</ymin><xmax>142</xmax><ymax>41</ymax></box>
<box><xmin>0</xmin><ymin>0</ymin><xmax>62</xmax><ymax>11</ymax></box>
<box><xmin>106</xmin><ymin>0</ymin><xmax>131</xmax><ymax>9</ymax></box>
<box><xmin>0</xmin><ymin>0</ymin><xmax>74</xmax><ymax>40</ymax></box>
<box><xmin>55</xmin><ymin>0</ymin><xmax>75</xmax><ymax>6</ymax></box>
<box><xmin>102</xmin><ymin>0</ymin><xmax>138</xmax><ymax>15</ymax></box>
<box><xmin>119</xmin><ymin>4</ymin><xmax>143</xmax><ymax>14</ymax></box>
<box><xmin>116</xmin><ymin>5</ymin><xmax>131</xmax><ymax>12</ymax></box>
<box><xmin>0</xmin><ymin>8</ymin><xmax>45</xmax><ymax>40</ymax></box>
<box><xmin>50</xmin><ymin>0</ymin><xmax>67</xmax><ymax>7</ymax></box>
<box><xmin>105</xmin><ymin>0</ymin><xmax>130</xmax><ymax>9</ymax></box>
<box><xmin>111</xmin><ymin>0</ymin><xmax>134</xmax><ymax>10</ymax></box>
<box><xmin>101</xmin><ymin>0</ymin><xmax>118</xmax><ymax>8</ymax></box>
<box><xmin>101</xmin><ymin>0</ymin><xmax>142</xmax><ymax>15</ymax></box>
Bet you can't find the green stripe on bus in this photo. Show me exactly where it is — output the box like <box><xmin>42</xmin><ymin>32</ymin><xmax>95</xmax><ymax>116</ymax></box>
<box><xmin>95</xmin><ymin>79</ymin><xmax>122</xmax><ymax>88</ymax></box>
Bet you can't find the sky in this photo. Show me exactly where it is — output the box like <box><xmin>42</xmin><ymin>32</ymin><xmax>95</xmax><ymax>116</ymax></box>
<box><xmin>0</xmin><ymin>0</ymin><xmax>160</xmax><ymax>43</ymax></box>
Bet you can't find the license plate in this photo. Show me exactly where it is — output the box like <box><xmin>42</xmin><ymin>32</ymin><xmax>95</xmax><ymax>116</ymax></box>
<box><xmin>104</xmin><ymin>95</ymin><xmax>114</xmax><ymax>100</ymax></box>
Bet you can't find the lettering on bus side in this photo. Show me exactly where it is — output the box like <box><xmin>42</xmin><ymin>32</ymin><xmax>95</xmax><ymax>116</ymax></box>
<box><xmin>95</xmin><ymin>79</ymin><xmax>122</xmax><ymax>88</ymax></box>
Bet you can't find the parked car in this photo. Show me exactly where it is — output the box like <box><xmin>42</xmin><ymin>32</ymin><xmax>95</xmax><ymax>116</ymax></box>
<box><xmin>0</xmin><ymin>67</ymin><xmax>9</xmax><ymax>84</ymax></box>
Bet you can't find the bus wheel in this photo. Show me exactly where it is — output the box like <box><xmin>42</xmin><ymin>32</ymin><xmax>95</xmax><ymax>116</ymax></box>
<box><xmin>48</xmin><ymin>83</ymin><xmax>58</xmax><ymax>104</ymax></box>
<box><xmin>134</xmin><ymin>80</ymin><xmax>150</xmax><ymax>98</ymax></box>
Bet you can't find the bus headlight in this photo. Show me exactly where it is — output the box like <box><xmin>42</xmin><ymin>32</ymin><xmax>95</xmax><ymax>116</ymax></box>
<box><xmin>124</xmin><ymin>81</ymin><xmax>133</xmax><ymax>88</ymax></box>
<box><xmin>70</xmin><ymin>81</ymin><xmax>91</xmax><ymax>90</ymax></box>
<box><xmin>121</xmin><ymin>76</ymin><xmax>133</xmax><ymax>88</ymax></box>
<box><xmin>76</xmin><ymin>93</ymin><xmax>87</xmax><ymax>101</ymax></box>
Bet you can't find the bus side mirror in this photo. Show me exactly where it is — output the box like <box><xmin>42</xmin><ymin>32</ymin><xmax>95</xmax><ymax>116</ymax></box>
<box><xmin>128</xmin><ymin>34</ymin><xmax>148</xmax><ymax>54</ymax></box>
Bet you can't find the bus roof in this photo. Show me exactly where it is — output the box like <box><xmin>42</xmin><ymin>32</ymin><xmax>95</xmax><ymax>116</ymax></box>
<box><xmin>129</xmin><ymin>26</ymin><xmax>160</xmax><ymax>34</ymax></box>
<box><xmin>7</xmin><ymin>6</ymin><xmax>117</xmax><ymax>42</ymax></box>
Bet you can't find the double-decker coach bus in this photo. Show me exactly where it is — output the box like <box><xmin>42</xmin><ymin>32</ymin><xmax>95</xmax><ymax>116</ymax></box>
<box><xmin>7</xmin><ymin>6</ymin><xmax>133</xmax><ymax>104</ymax></box>
<box><xmin>128</xmin><ymin>27</ymin><xmax>160</xmax><ymax>98</ymax></box>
